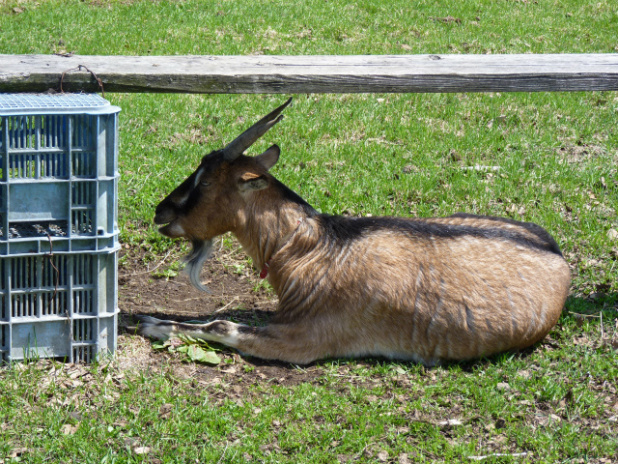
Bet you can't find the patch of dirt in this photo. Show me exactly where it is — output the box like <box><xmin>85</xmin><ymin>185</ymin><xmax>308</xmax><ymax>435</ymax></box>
<box><xmin>555</xmin><ymin>141</ymin><xmax>608</xmax><ymax>164</ymax></box>
<box><xmin>118</xmin><ymin>244</ymin><xmax>276</xmax><ymax>323</ymax></box>
<box><xmin>117</xmin><ymin>241</ymin><xmax>329</xmax><ymax>387</ymax></box>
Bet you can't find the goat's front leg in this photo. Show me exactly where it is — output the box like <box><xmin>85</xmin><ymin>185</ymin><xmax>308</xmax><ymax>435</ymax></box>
<box><xmin>138</xmin><ymin>316</ymin><xmax>326</xmax><ymax>364</ymax></box>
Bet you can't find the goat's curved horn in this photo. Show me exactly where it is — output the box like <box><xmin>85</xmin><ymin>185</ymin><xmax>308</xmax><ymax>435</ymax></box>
<box><xmin>222</xmin><ymin>98</ymin><xmax>292</xmax><ymax>161</ymax></box>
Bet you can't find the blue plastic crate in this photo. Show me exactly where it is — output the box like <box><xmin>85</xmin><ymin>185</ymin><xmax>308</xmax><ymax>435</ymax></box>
<box><xmin>0</xmin><ymin>94</ymin><xmax>120</xmax><ymax>362</ymax></box>
<box><xmin>0</xmin><ymin>93</ymin><xmax>120</xmax><ymax>256</ymax></box>
<box><xmin>0</xmin><ymin>251</ymin><xmax>118</xmax><ymax>362</ymax></box>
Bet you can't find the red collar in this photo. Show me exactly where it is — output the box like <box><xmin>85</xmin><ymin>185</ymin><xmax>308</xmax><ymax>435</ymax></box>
<box><xmin>259</xmin><ymin>262</ymin><xmax>270</xmax><ymax>279</ymax></box>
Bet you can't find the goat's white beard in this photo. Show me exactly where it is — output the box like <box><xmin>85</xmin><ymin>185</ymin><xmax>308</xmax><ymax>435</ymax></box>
<box><xmin>183</xmin><ymin>239</ymin><xmax>214</xmax><ymax>293</ymax></box>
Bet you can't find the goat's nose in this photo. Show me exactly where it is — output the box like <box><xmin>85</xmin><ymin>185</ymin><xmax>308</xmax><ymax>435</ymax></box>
<box><xmin>154</xmin><ymin>207</ymin><xmax>177</xmax><ymax>225</ymax></box>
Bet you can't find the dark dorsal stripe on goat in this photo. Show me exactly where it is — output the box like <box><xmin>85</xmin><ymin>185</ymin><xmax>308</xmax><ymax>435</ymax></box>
<box><xmin>316</xmin><ymin>215</ymin><xmax>563</xmax><ymax>256</ymax></box>
<box><xmin>448</xmin><ymin>213</ymin><xmax>563</xmax><ymax>255</ymax></box>
<box><xmin>252</xmin><ymin>181</ymin><xmax>563</xmax><ymax>256</ymax></box>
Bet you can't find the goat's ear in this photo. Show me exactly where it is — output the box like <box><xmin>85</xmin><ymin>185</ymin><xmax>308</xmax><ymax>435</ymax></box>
<box><xmin>239</xmin><ymin>172</ymin><xmax>269</xmax><ymax>192</ymax></box>
<box><xmin>255</xmin><ymin>144</ymin><xmax>280</xmax><ymax>171</ymax></box>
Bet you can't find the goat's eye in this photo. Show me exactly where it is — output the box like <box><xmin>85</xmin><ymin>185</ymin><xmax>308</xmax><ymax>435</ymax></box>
<box><xmin>200</xmin><ymin>181</ymin><xmax>210</xmax><ymax>187</ymax></box>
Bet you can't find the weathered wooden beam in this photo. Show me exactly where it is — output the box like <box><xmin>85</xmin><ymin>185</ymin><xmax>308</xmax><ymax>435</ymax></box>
<box><xmin>1</xmin><ymin>54</ymin><xmax>617</xmax><ymax>94</ymax></box>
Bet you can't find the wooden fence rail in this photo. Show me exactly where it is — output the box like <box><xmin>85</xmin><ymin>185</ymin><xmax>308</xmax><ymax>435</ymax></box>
<box><xmin>1</xmin><ymin>54</ymin><xmax>617</xmax><ymax>94</ymax></box>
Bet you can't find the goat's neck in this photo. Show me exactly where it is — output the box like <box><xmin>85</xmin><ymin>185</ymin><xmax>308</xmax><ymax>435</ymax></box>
<box><xmin>233</xmin><ymin>193</ymin><xmax>311</xmax><ymax>271</ymax></box>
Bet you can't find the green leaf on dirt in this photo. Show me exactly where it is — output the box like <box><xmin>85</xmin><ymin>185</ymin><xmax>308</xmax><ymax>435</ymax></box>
<box><xmin>151</xmin><ymin>336</ymin><xmax>221</xmax><ymax>364</ymax></box>
<box><xmin>176</xmin><ymin>345</ymin><xmax>189</xmax><ymax>354</ymax></box>
<box><xmin>185</xmin><ymin>345</ymin><xmax>221</xmax><ymax>365</ymax></box>
<box><xmin>151</xmin><ymin>340</ymin><xmax>171</xmax><ymax>351</ymax></box>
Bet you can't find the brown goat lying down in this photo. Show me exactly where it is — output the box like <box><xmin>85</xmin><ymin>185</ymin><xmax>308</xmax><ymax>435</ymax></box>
<box><xmin>139</xmin><ymin>99</ymin><xmax>571</xmax><ymax>365</ymax></box>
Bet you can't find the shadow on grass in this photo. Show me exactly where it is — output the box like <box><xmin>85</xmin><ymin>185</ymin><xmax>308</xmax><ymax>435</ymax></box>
<box><xmin>564</xmin><ymin>293</ymin><xmax>618</xmax><ymax>315</ymax></box>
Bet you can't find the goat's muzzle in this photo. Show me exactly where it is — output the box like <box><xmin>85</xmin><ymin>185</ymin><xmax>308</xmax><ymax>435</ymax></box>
<box><xmin>154</xmin><ymin>203</ymin><xmax>186</xmax><ymax>238</ymax></box>
<box><xmin>157</xmin><ymin>222</ymin><xmax>186</xmax><ymax>239</ymax></box>
<box><xmin>154</xmin><ymin>204</ymin><xmax>176</xmax><ymax>225</ymax></box>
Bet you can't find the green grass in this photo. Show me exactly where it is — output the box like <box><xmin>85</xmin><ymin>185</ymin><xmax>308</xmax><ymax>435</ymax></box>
<box><xmin>1</xmin><ymin>0</ymin><xmax>618</xmax><ymax>462</ymax></box>
<box><xmin>1</xmin><ymin>326</ymin><xmax>616</xmax><ymax>463</ymax></box>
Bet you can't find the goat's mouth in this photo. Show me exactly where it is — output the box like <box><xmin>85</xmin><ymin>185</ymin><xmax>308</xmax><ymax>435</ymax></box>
<box><xmin>156</xmin><ymin>220</ymin><xmax>187</xmax><ymax>239</ymax></box>
<box><xmin>155</xmin><ymin>215</ymin><xmax>213</xmax><ymax>292</ymax></box>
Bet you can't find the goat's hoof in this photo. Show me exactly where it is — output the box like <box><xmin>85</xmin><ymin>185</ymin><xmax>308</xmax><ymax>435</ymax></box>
<box><xmin>136</xmin><ymin>315</ymin><xmax>174</xmax><ymax>340</ymax></box>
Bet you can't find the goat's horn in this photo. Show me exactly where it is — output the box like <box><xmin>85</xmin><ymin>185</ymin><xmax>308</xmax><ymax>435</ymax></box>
<box><xmin>222</xmin><ymin>97</ymin><xmax>292</xmax><ymax>161</ymax></box>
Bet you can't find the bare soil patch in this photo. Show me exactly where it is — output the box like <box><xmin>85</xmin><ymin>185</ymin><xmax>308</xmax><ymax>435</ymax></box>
<box><xmin>117</xmin><ymin>242</ymin><xmax>329</xmax><ymax>388</ymax></box>
<box><xmin>118</xmin><ymin>243</ymin><xmax>276</xmax><ymax>324</ymax></box>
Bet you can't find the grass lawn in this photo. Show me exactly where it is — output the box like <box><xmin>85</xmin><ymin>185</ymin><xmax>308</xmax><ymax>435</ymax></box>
<box><xmin>1</xmin><ymin>0</ymin><xmax>617</xmax><ymax>462</ymax></box>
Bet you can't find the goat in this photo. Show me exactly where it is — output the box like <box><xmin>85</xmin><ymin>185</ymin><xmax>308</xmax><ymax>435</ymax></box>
<box><xmin>138</xmin><ymin>98</ymin><xmax>571</xmax><ymax>366</ymax></box>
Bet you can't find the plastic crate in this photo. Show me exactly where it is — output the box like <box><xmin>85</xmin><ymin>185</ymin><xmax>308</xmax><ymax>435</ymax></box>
<box><xmin>0</xmin><ymin>93</ymin><xmax>120</xmax><ymax>255</ymax></box>
<box><xmin>0</xmin><ymin>94</ymin><xmax>120</xmax><ymax>363</ymax></box>
<box><xmin>0</xmin><ymin>251</ymin><xmax>118</xmax><ymax>362</ymax></box>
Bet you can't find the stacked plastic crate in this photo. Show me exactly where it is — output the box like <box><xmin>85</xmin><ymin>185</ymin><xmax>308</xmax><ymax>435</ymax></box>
<box><xmin>0</xmin><ymin>94</ymin><xmax>120</xmax><ymax>363</ymax></box>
